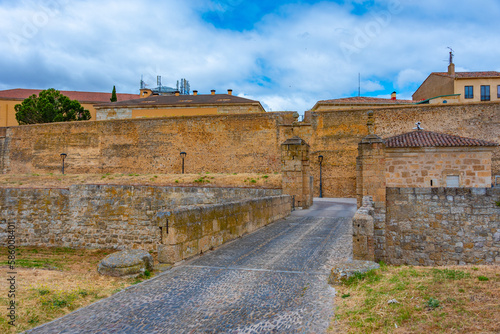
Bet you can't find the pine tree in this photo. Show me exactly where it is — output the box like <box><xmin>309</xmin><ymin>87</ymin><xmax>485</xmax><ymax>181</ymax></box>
<box><xmin>110</xmin><ymin>86</ymin><xmax>117</xmax><ymax>102</ymax></box>
<box><xmin>15</xmin><ymin>88</ymin><xmax>91</xmax><ymax>125</ymax></box>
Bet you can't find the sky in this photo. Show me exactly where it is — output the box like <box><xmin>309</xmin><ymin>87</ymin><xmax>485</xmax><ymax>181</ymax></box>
<box><xmin>1</xmin><ymin>0</ymin><xmax>499</xmax><ymax>114</ymax></box>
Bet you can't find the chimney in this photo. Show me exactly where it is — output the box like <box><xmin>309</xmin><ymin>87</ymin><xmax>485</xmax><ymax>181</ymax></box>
<box><xmin>193</xmin><ymin>90</ymin><xmax>198</xmax><ymax>96</ymax></box>
<box><xmin>211</xmin><ymin>89</ymin><xmax>216</xmax><ymax>95</ymax></box>
<box><xmin>448</xmin><ymin>62</ymin><xmax>455</xmax><ymax>76</ymax></box>
<box><xmin>227</xmin><ymin>89</ymin><xmax>233</xmax><ymax>95</ymax></box>
<box><xmin>175</xmin><ymin>91</ymin><xmax>180</xmax><ymax>96</ymax></box>
<box><xmin>391</xmin><ymin>91</ymin><xmax>397</xmax><ymax>100</ymax></box>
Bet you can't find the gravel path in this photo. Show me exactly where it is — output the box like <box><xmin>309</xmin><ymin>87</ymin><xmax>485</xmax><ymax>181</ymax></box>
<box><xmin>26</xmin><ymin>198</ymin><xmax>356</xmax><ymax>334</ymax></box>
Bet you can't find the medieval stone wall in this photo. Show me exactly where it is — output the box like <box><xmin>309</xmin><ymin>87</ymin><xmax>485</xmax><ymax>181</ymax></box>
<box><xmin>0</xmin><ymin>185</ymin><xmax>283</xmax><ymax>252</ymax></box>
<box><xmin>158</xmin><ymin>195</ymin><xmax>291</xmax><ymax>263</ymax></box>
<box><xmin>385</xmin><ymin>187</ymin><xmax>500</xmax><ymax>265</ymax></box>
<box><xmin>3</xmin><ymin>112</ymin><xmax>296</xmax><ymax>175</ymax></box>
<box><xmin>1</xmin><ymin>102</ymin><xmax>499</xmax><ymax>198</ymax></box>
<box><xmin>306</xmin><ymin>102</ymin><xmax>500</xmax><ymax>197</ymax></box>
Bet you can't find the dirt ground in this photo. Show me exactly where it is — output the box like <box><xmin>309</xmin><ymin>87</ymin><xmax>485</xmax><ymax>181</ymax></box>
<box><xmin>0</xmin><ymin>172</ymin><xmax>281</xmax><ymax>189</ymax></box>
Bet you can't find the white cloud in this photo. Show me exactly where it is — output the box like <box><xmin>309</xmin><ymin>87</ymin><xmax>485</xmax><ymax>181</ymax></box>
<box><xmin>0</xmin><ymin>0</ymin><xmax>499</xmax><ymax>113</ymax></box>
<box><xmin>396</xmin><ymin>69</ymin><xmax>427</xmax><ymax>90</ymax></box>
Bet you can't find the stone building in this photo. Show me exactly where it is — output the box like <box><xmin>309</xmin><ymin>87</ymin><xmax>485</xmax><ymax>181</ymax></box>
<box><xmin>95</xmin><ymin>89</ymin><xmax>265</xmax><ymax>120</ymax></box>
<box><xmin>412</xmin><ymin>62</ymin><xmax>500</xmax><ymax>103</ymax></box>
<box><xmin>384</xmin><ymin>127</ymin><xmax>498</xmax><ymax>188</ymax></box>
<box><xmin>309</xmin><ymin>93</ymin><xmax>412</xmax><ymax>112</ymax></box>
<box><xmin>354</xmin><ymin>117</ymin><xmax>499</xmax><ymax>265</ymax></box>
<box><xmin>0</xmin><ymin>88</ymin><xmax>141</xmax><ymax>126</ymax></box>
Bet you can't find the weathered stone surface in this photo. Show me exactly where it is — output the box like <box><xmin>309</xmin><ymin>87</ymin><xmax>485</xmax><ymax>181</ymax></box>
<box><xmin>98</xmin><ymin>249</ymin><xmax>154</xmax><ymax>277</ymax></box>
<box><xmin>328</xmin><ymin>260</ymin><xmax>380</xmax><ymax>285</ymax></box>
<box><xmin>0</xmin><ymin>185</ymin><xmax>284</xmax><ymax>252</ymax></box>
<box><xmin>3</xmin><ymin>102</ymin><xmax>499</xmax><ymax>198</ymax></box>
<box><xmin>384</xmin><ymin>187</ymin><xmax>500</xmax><ymax>266</ymax></box>
<box><xmin>281</xmin><ymin>136</ymin><xmax>312</xmax><ymax>209</ymax></box>
<box><xmin>157</xmin><ymin>195</ymin><xmax>292</xmax><ymax>264</ymax></box>
<box><xmin>353</xmin><ymin>195</ymin><xmax>375</xmax><ymax>261</ymax></box>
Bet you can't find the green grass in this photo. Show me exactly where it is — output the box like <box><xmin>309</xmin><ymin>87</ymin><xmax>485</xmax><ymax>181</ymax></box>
<box><xmin>333</xmin><ymin>265</ymin><xmax>499</xmax><ymax>334</ymax></box>
<box><xmin>0</xmin><ymin>258</ymin><xmax>64</xmax><ymax>270</ymax></box>
<box><xmin>431</xmin><ymin>268</ymin><xmax>470</xmax><ymax>281</ymax></box>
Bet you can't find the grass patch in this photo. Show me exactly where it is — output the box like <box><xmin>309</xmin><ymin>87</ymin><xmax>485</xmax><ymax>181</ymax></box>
<box><xmin>0</xmin><ymin>246</ymin><xmax>159</xmax><ymax>333</ymax></box>
<box><xmin>332</xmin><ymin>265</ymin><xmax>500</xmax><ymax>333</ymax></box>
<box><xmin>0</xmin><ymin>173</ymin><xmax>282</xmax><ymax>189</ymax></box>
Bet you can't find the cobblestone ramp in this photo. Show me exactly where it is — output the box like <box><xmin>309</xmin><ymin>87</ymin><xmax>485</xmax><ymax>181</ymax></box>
<box><xmin>26</xmin><ymin>199</ymin><xmax>356</xmax><ymax>334</ymax></box>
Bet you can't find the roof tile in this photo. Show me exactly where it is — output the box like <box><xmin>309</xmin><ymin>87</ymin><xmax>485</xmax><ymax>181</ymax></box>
<box><xmin>0</xmin><ymin>89</ymin><xmax>141</xmax><ymax>103</ymax></box>
<box><xmin>318</xmin><ymin>96</ymin><xmax>413</xmax><ymax>104</ymax></box>
<box><xmin>96</xmin><ymin>93</ymin><xmax>260</xmax><ymax>107</ymax></box>
<box><xmin>433</xmin><ymin>71</ymin><xmax>500</xmax><ymax>78</ymax></box>
<box><xmin>385</xmin><ymin>130</ymin><xmax>498</xmax><ymax>148</ymax></box>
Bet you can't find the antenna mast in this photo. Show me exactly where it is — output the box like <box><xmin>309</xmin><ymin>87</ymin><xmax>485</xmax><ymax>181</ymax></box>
<box><xmin>447</xmin><ymin>47</ymin><xmax>454</xmax><ymax>64</ymax></box>
<box><xmin>358</xmin><ymin>73</ymin><xmax>361</xmax><ymax>97</ymax></box>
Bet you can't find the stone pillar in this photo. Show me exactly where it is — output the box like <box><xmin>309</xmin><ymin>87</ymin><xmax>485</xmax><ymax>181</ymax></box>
<box><xmin>355</xmin><ymin>111</ymin><xmax>386</xmax><ymax>262</ymax></box>
<box><xmin>281</xmin><ymin>136</ymin><xmax>312</xmax><ymax>209</ymax></box>
<box><xmin>352</xmin><ymin>196</ymin><xmax>375</xmax><ymax>261</ymax></box>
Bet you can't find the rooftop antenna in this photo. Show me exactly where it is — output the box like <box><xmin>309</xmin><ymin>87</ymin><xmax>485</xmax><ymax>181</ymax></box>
<box><xmin>447</xmin><ymin>47</ymin><xmax>454</xmax><ymax>64</ymax></box>
<box><xmin>140</xmin><ymin>75</ymin><xmax>145</xmax><ymax>89</ymax></box>
<box><xmin>358</xmin><ymin>73</ymin><xmax>361</xmax><ymax>97</ymax></box>
<box><xmin>157</xmin><ymin>75</ymin><xmax>162</xmax><ymax>88</ymax></box>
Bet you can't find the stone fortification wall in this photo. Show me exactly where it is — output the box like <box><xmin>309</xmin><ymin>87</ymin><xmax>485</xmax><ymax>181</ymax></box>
<box><xmin>2</xmin><ymin>102</ymin><xmax>499</xmax><ymax>198</ymax></box>
<box><xmin>301</xmin><ymin>102</ymin><xmax>500</xmax><ymax>197</ymax></box>
<box><xmin>0</xmin><ymin>185</ymin><xmax>283</xmax><ymax>252</ymax></box>
<box><xmin>0</xmin><ymin>128</ymin><xmax>9</xmax><ymax>174</ymax></box>
<box><xmin>3</xmin><ymin>112</ymin><xmax>296</xmax><ymax>175</ymax></box>
<box><xmin>158</xmin><ymin>195</ymin><xmax>291</xmax><ymax>263</ymax></box>
<box><xmin>385</xmin><ymin>187</ymin><xmax>500</xmax><ymax>266</ymax></box>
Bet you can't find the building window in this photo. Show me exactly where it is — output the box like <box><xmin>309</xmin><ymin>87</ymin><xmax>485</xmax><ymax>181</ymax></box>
<box><xmin>446</xmin><ymin>175</ymin><xmax>460</xmax><ymax>187</ymax></box>
<box><xmin>480</xmin><ymin>85</ymin><xmax>490</xmax><ymax>101</ymax></box>
<box><xmin>497</xmin><ymin>85</ymin><xmax>500</xmax><ymax>98</ymax></box>
<box><xmin>464</xmin><ymin>86</ymin><xmax>473</xmax><ymax>99</ymax></box>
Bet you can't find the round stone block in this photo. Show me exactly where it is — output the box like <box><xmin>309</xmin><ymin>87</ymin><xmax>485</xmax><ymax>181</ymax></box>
<box><xmin>98</xmin><ymin>249</ymin><xmax>154</xmax><ymax>277</ymax></box>
<box><xmin>328</xmin><ymin>260</ymin><xmax>380</xmax><ymax>285</ymax></box>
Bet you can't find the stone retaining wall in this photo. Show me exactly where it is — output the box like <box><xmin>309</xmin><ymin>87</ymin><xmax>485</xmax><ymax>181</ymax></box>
<box><xmin>385</xmin><ymin>187</ymin><xmax>500</xmax><ymax>265</ymax></box>
<box><xmin>157</xmin><ymin>195</ymin><xmax>292</xmax><ymax>263</ymax></box>
<box><xmin>0</xmin><ymin>185</ymin><xmax>284</xmax><ymax>252</ymax></box>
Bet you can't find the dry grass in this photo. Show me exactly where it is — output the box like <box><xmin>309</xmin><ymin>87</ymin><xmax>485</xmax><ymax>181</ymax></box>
<box><xmin>0</xmin><ymin>172</ymin><xmax>281</xmax><ymax>189</ymax></box>
<box><xmin>0</xmin><ymin>247</ymin><xmax>161</xmax><ymax>333</ymax></box>
<box><xmin>330</xmin><ymin>263</ymin><xmax>500</xmax><ymax>333</ymax></box>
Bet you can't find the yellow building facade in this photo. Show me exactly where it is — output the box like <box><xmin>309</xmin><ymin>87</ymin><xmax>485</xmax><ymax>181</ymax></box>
<box><xmin>0</xmin><ymin>89</ymin><xmax>141</xmax><ymax>127</ymax></box>
<box><xmin>413</xmin><ymin>63</ymin><xmax>500</xmax><ymax>103</ymax></box>
<box><xmin>95</xmin><ymin>89</ymin><xmax>265</xmax><ymax>120</ymax></box>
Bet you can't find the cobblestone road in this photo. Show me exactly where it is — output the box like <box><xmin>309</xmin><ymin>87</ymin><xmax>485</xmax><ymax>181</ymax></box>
<box><xmin>27</xmin><ymin>198</ymin><xmax>356</xmax><ymax>334</ymax></box>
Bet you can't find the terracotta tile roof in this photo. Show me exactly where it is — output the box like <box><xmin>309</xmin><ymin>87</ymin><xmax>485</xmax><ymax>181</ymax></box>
<box><xmin>433</xmin><ymin>71</ymin><xmax>500</xmax><ymax>79</ymax></box>
<box><xmin>0</xmin><ymin>88</ymin><xmax>141</xmax><ymax>103</ymax></box>
<box><xmin>385</xmin><ymin>130</ymin><xmax>498</xmax><ymax>148</ymax></box>
<box><xmin>96</xmin><ymin>93</ymin><xmax>261</xmax><ymax>107</ymax></box>
<box><xmin>317</xmin><ymin>96</ymin><xmax>413</xmax><ymax>104</ymax></box>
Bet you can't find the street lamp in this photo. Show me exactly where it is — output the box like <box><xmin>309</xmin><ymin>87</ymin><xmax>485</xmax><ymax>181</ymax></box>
<box><xmin>180</xmin><ymin>152</ymin><xmax>187</xmax><ymax>174</ymax></box>
<box><xmin>318</xmin><ymin>155</ymin><xmax>323</xmax><ymax>198</ymax></box>
<box><xmin>60</xmin><ymin>153</ymin><xmax>67</xmax><ymax>175</ymax></box>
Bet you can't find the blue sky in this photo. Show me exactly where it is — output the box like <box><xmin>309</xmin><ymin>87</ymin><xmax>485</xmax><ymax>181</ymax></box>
<box><xmin>1</xmin><ymin>0</ymin><xmax>499</xmax><ymax>113</ymax></box>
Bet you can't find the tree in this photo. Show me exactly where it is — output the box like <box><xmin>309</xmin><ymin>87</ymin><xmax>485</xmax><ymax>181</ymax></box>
<box><xmin>110</xmin><ymin>85</ymin><xmax>117</xmax><ymax>102</ymax></box>
<box><xmin>15</xmin><ymin>89</ymin><xmax>91</xmax><ymax>125</ymax></box>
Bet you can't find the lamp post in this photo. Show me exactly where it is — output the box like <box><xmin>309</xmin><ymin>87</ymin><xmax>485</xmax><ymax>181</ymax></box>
<box><xmin>318</xmin><ymin>155</ymin><xmax>323</xmax><ymax>198</ymax></box>
<box><xmin>180</xmin><ymin>152</ymin><xmax>187</xmax><ymax>174</ymax></box>
<box><xmin>60</xmin><ymin>153</ymin><xmax>67</xmax><ymax>175</ymax></box>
